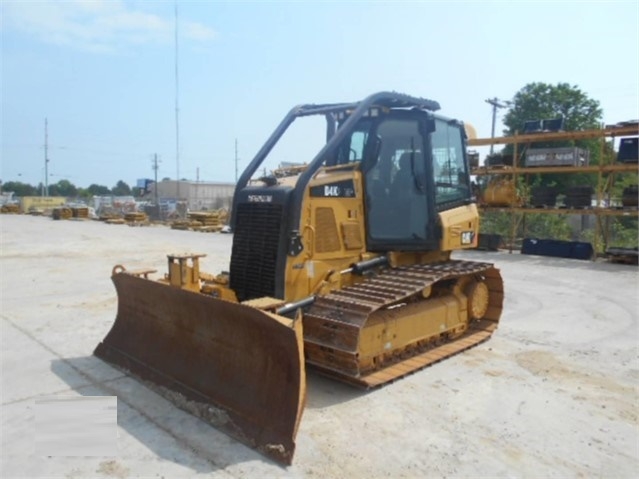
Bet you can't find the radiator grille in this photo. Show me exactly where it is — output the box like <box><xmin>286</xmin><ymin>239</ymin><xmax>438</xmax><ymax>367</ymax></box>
<box><xmin>315</xmin><ymin>207</ymin><xmax>340</xmax><ymax>253</ymax></box>
<box><xmin>230</xmin><ymin>203</ymin><xmax>284</xmax><ymax>301</ymax></box>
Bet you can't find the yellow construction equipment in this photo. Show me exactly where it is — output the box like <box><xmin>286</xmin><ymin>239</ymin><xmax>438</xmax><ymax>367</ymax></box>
<box><xmin>481</xmin><ymin>177</ymin><xmax>523</xmax><ymax>206</ymax></box>
<box><xmin>95</xmin><ymin>92</ymin><xmax>504</xmax><ymax>465</ymax></box>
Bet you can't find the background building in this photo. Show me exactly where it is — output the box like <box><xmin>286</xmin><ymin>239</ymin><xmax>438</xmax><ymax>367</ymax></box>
<box><xmin>147</xmin><ymin>180</ymin><xmax>235</xmax><ymax>211</ymax></box>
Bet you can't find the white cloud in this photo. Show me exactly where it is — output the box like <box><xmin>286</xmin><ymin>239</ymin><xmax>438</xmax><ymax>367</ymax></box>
<box><xmin>2</xmin><ymin>0</ymin><xmax>216</xmax><ymax>53</ymax></box>
<box><xmin>183</xmin><ymin>20</ymin><xmax>216</xmax><ymax>42</ymax></box>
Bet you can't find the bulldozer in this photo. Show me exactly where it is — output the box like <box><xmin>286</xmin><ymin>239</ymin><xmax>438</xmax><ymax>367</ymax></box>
<box><xmin>94</xmin><ymin>92</ymin><xmax>503</xmax><ymax>465</ymax></box>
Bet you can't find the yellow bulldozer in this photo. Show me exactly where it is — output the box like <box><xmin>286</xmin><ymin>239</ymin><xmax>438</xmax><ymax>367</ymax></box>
<box><xmin>94</xmin><ymin>92</ymin><xmax>504</xmax><ymax>465</ymax></box>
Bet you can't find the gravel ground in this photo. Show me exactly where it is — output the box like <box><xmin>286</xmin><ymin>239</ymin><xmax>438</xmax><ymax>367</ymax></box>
<box><xmin>1</xmin><ymin>214</ymin><xmax>637</xmax><ymax>478</ymax></box>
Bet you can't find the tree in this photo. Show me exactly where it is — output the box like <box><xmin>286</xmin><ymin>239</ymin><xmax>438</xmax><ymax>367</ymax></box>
<box><xmin>0</xmin><ymin>181</ymin><xmax>38</xmax><ymax>196</ymax></box>
<box><xmin>76</xmin><ymin>188</ymin><xmax>92</xmax><ymax>200</ymax></box>
<box><xmin>53</xmin><ymin>179</ymin><xmax>78</xmax><ymax>197</ymax></box>
<box><xmin>501</xmin><ymin>82</ymin><xmax>604</xmax><ymax>189</ymax></box>
<box><xmin>111</xmin><ymin>180</ymin><xmax>131</xmax><ymax>196</ymax></box>
<box><xmin>480</xmin><ymin>211</ymin><xmax>572</xmax><ymax>241</ymax></box>
<box><xmin>503</xmin><ymin>82</ymin><xmax>602</xmax><ymax>136</ymax></box>
<box><xmin>87</xmin><ymin>184</ymin><xmax>111</xmax><ymax>196</ymax></box>
<box><xmin>48</xmin><ymin>184</ymin><xmax>59</xmax><ymax>196</ymax></box>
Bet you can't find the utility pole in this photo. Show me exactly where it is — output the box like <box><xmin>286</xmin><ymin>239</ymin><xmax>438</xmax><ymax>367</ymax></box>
<box><xmin>152</xmin><ymin>154</ymin><xmax>160</xmax><ymax>206</ymax></box>
<box><xmin>235</xmin><ymin>138</ymin><xmax>239</xmax><ymax>183</ymax></box>
<box><xmin>195</xmin><ymin>166</ymin><xmax>199</xmax><ymax>209</ymax></box>
<box><xmin>485</xmin><ymin>98</ymin><xmax>510</xmax><ymax>154</ymax></box>
<box><xmin>44</xmin><ymin>118</ymin><xmax>50</xmax><ymax>197</ymax></box>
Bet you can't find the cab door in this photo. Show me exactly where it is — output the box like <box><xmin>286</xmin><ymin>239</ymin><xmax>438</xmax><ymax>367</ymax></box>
<box><xmin>362</xmin><ymin>113</ymin><xmax>438</xmax><ymax>251</ymax></box>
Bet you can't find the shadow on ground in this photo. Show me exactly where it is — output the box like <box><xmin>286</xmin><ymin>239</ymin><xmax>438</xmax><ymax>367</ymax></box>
<box><xmin>305</xmin><ymin>369</ymin><xmax>369</xmax><ymax>409</ymax></box>
<box><xmin>50</xmin><ymin>354</ymin><xmax>367</xmax><ymax>473</ymax></box>
<box><xmin>50</xmin><ymin>355</ymin><xmax>271</xmax><ymax>474</ymax></box>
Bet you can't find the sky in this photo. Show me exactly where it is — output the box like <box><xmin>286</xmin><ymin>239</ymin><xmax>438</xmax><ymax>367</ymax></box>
<box><xmin>1</xmin><ymin>0</ymin><xmax>638</xmax><ymax>190</ymax></box>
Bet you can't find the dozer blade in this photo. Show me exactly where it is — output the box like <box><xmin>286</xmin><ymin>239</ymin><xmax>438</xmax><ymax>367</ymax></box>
<box><xmin>94</xmin><ymin>272</ymin><xmax>306</xmax><ymax>465</ymax></box>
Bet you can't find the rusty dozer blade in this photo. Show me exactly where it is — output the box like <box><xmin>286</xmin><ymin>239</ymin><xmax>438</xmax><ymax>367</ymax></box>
<box><xmin>94</xmin><ymin>271</ymin><xmax>306</xmax><ymax>465</ymax></box>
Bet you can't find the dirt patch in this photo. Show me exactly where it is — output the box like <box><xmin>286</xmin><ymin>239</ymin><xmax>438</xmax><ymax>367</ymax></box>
<box><xmin>515</xmin><ymin>350</ymin><xmax>632</xmax><ymax>394</ymax></box>
<box><xmin>516</xmin><ymin>350</ymin><xmax>638</xmax><ymax>424</ymax></box>
<box><xmin>97</xmin><ymin>460</ymin><xmax>129</xmax><ymax>478</ymax></box>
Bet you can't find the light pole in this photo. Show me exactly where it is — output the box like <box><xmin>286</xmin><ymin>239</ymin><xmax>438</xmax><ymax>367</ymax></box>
<box><xmin>235</xmin><ymin>139</ymin><xmax>240</xmax><ymax>183</ymax></box>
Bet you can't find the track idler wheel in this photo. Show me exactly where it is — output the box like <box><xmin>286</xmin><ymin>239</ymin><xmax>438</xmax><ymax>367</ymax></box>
<box><xmin>465</xmin><ymin>280</ymin><xmax>490</xmax><ymax>320</ymax></box>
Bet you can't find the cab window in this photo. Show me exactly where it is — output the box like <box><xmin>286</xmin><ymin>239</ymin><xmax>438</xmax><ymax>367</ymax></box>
<box><xmin>431</xmin><ymin>119</ymin><xmax>470</xmax><ymax>207</ymax></box>
<box><xmin>334</xmin><ymin>121</ymin><xmax>371</xmax><ymax>165</ymax></box>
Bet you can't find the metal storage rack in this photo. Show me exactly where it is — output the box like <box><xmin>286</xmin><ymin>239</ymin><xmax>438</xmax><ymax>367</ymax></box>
<box><xmin>468</xmin><ymin>124</ymin><xmax>639</xmax><ymax>255</ymax></box>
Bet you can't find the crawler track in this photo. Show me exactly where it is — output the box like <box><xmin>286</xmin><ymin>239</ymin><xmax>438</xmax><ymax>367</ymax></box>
<box><xmin>303</xmin><ymin>260</ymin><xmax>503</xmax><ymax>388</ymax></box>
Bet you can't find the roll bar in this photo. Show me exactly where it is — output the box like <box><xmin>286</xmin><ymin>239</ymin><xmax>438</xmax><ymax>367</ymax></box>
<box><xmin>230</xmin><ymin>92</ymin><xmax>441</xmax><ymax>236</ymax></box>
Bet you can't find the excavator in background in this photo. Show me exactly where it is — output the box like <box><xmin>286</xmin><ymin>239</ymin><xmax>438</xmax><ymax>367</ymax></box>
<box><xmin>94</xmin><ymin>92</ymin><xmax>504</xmax><ymax>465</ymax></box>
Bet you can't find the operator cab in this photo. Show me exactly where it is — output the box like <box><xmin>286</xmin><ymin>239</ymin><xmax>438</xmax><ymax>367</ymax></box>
<box><xmin>328</xmin><ymin>108</ymin><xmax>472</xmax><ymax>252</ymax></box>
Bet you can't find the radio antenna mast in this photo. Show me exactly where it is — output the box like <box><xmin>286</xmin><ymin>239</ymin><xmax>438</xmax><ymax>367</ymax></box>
<box><xmin>174</xmin><ymin>2</ymin><xmax>181</xmax><ymax>202</ymax></box>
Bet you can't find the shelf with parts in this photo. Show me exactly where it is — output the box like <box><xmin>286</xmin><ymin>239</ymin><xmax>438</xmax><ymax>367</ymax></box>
<box><xmin>467</xmin><ymin>123</ymin><xmax>638</xmax><ymax>254</ymax></box>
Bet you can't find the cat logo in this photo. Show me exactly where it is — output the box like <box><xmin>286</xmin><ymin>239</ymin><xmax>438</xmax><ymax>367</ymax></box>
<box><xmin>324</xmin><ymin>185</ymin><xmax>340</xmax><ymax>197</ymax></box>
<box><xmin>461</xmin><ymin>231</ymin><xmax>475</xmax><ymax>245</ymax></box>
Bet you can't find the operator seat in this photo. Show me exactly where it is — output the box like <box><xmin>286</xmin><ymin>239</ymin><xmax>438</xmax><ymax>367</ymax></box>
<box><xmin>391</xmin><ymin>152</ymin><xmax>421</xmax><ymax>198</ymax></box>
